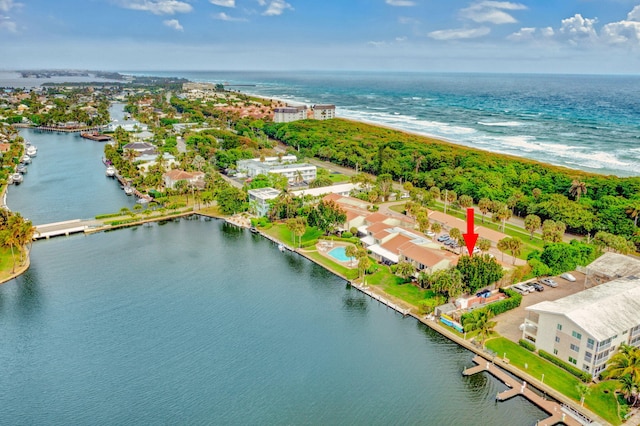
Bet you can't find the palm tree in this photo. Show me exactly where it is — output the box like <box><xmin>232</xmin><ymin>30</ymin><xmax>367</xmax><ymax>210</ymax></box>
<box><xmin>497</xmin><ymin>238</ymin><xmax>509</xmax><ymax>262</ymax></box>
<box><xmin>626</xmin><ymin>203</ymin><xmax>640</xmax><ymax>228</ymax></box>
<box><xmin>493</xmin><ymin>203</ymin><xmax>512</xmax><ymax>232</ymax></box>
<box><xmin>477</xmin><ymin>238</ymin><xmax>492</xmax><ymax>253</ymax></box>
<box><xmin>524</xmin><ymin>214</ymin><xmax>541</xmax><ymax>240</ymax></box>
<box><xmin>576</xmin><ymin>383</ymin><xmax>591</xmax><ymax>407</ymax></box>
<box><xmin>430</xmin><ymin>222</ymin><xmax>441</xmax><ymax>239</ymax></box>
<box><xmin>463</xmin><ymin>310</ymin><xmax>496</xmax><ymax>347</ymax></box>
<box><xmin>506</xmin><ymin>237</ymin><xmax>523</xmax><ymax>264</ymax></box>
<box><xmin>192</xmin><ymin>155</ymin><xmax>206</xmax><ymax>172</ymax></box>
<box><xmin>345</xmin><ymin>245</ymin><xmax>357</xmax><ymax>266</ymax></box>
<box><xmin>569</xmin><ymin>179</ymin><xmax>587</xmax><ymax>201</ymax></box>
<box><xmin>123</xmin><ymin>148</ymin><xmax>139</xmax><ymax>164</ymax></box>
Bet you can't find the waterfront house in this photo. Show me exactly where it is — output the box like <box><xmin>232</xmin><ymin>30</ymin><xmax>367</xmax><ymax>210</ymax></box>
<box><xmin>292</xmin><ymin>183</ymin><xmax>360</xmax><ymax>199</ymax></box>
<box><xmin>163</xmin><ymin>169</ymin><xmax>205</xmax><ymax>190</ymax></box>
<box><xmin>122</xmin><ymin>142</ymin><xmax>158</xmax><ymax>157</ymax></box>
<box><xmin>248</xmin><ymin>187</ymin><xmax>281</xmax><ymax>217</ymax></box>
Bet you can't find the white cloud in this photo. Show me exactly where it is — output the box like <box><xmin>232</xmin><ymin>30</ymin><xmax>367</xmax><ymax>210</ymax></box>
<box><xmin>428</xmin><ymin>27</ymin><xmax>491</xmax><ymax>40</ymax></box>
<box><xmin>628</xmin><ymin>5</ymin><xmax>640</xmax><ymax>22</ymax></box>
<box><xmin>213</xmin><ymin>12</ymin><xmax>247</xmax><ymax>21</ymax></box>
<box><xmin>507</xmin><ymin>27</ymin><xmax>535</xmax><ymax>41</ymax></box>
<box><xmin>540</xmin><ymin>26</ymin><xmax>554</xmax><ymax>38</ymax></box>
<box><xmin>0</xmin><ymin>17</ymin><xmax>16</xmax><ymax>32</ymax></box>
<box><xmin>559</xmin><ymin>14</ymin><xmax>598</xmax><ymax>44</ymax></box>
<box><xmin>119</xmin><ymin>0</ymin><xmax>192</xmax><ymax>15</ymax></box>
<box><xmin>262</xmin><ymin>0</ymin><xmax>292</xmax><ymax>16</ymax></box>
<box><xmin>460</xmin><ymin>1</ymin><xmax>527</xmax><ymax>25</ymax></box>
<box><xmin>601</xmin><ymin>20</ymin><xmax>640</xmax><ymax>45</ymax></box>
<box><xmin>386</xmin><ymin>0</ymin><xmax>416</xmax><ymax>6</ymax></box>
<box><xmin>163</xmin><ymin>18</ymin><xmax>183</xmax><ymax>30</ymax></box>
<box><xmin>0</xmin><ymin>0</ymin><xmax>20</xmax><ymax>13</ymax></box>
<box><xmin>398</xmin><ymin>16</ymin><xmax>419</xmax><ymax>25</ymax></box>
<box><xmin>210</xmin><ymin>0</ymin><xmax>235</xmax><ymax>7</ymax></box>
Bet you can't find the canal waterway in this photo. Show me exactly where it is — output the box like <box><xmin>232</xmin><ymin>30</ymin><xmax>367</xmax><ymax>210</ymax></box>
<box><xmin>0</xmin><ymin>127</ymin><xmax>546</xmax><ymax>424</ymax></box>
<box><xmin>8</xmin><ymin>105</ymin><xmax>136</xmax><ymax>225</ymax></box>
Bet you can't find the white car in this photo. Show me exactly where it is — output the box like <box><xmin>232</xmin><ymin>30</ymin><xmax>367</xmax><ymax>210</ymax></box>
<box><xmin>540</xmin><ymin>278</ymin><xmax>558</xmax><ymax>288</ymax></box>
<box><xmin>511</xmin><ymin>284</ymin><xmax>530</xmax><ymax>295</ymax></box>
<box><xmin>560</xmin><ymin>273</ymin><xmax>576</xmax><ymax>282</ymax></box>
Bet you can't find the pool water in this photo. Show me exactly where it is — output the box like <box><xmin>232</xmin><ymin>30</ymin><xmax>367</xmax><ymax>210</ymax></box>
<box><xmin>328</xmin><ymin>246</ymin><xmax>351</xmax><ymax>262</ymax></box>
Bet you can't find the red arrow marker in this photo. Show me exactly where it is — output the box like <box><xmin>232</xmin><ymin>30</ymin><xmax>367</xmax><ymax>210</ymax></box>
<box><xmin>463</xmin><ymin>207</ymin><xmax>479</xmax><ymax>256</ymax></box>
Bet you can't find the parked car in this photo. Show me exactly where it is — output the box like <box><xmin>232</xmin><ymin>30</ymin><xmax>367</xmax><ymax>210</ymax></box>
<box><xmin>473</xmin><ymin>247</ymin><xmax>482</xmax><ymax>254</ymax></box>
<box><xmin>521</xmin><ymin>283</ymin><xmax>537</xmax><ymax>293</ymax></box>
<box><xmin>530</xmin><ymin>282</ymin><xmax>545</xmax><ymax>292</ymax></box>
<box><xmin>476</xmin><ymin>289</ymin><xmax>491</xmax><ymax>298</ymax></box>
<box><xmin>511</xmin><ymin>284</ymin><xmax>530</xmax><ymax>295</ymax></box>
<box><xmin>560</xmin><ymin>273</ymin><xmax>576</xmax><ymax>282</ymax></box>
<box><xmin>425</xmin><ymin>231</ymin><xmax>435</xmax><ymax>238</ymax></box>
<box><xmin>540</xmin><ymin>278</ymin><xmax>558</xmax><ymax>288</ymax></box>
<box><xmin>437</xmin><ymin>234</ymin><xmax>450</xmax><ymax>242</ymax></box>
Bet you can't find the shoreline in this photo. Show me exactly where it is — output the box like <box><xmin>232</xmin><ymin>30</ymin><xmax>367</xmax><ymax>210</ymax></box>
<box><xmin>237</xmin><ymin>88</ymin><xmax>638</xmax><ymax>179</ymax></box>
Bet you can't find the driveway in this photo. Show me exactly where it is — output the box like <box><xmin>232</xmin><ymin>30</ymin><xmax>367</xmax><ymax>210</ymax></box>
<box><xmin>494</xmin><ymin>272</ymin><xmax>587</xmax><ymax>342</ymax></box>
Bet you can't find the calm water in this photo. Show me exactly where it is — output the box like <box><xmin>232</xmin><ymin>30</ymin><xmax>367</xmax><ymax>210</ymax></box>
<box><xmin>1</xmin><ymin>122</ymin><xmax>546</xmax><ymax>424</ymax></box>
<box><xmin>9</xmin><ymin>109</ymin><xmax>136</xmax><ymax>225</ymax></box>
<box><xmin>136</xmin><ymin>71</ymin><xmax>640</xmax><ymax>176</ymax></box>
<box><xmin>0</xmin><ymin>220</ymin><xmax>545</xmax><ymax>424</ymax></box>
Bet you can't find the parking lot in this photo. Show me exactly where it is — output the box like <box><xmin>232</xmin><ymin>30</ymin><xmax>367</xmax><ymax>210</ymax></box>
<box><xmin>494</xmin><ymin>271</ymin><xmax>587</xmax><ymax>342</ymax></box>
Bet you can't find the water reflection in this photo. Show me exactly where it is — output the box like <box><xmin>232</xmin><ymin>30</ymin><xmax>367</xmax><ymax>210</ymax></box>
<box><xmin>15</xmin><ymin>271</ymin><xmax>42</xmax><ymax>318</ymax></box>
<box><xmin>342</xmin><ymin>288</ymin><xmax>368</xmax><ymax>314</ymax></box>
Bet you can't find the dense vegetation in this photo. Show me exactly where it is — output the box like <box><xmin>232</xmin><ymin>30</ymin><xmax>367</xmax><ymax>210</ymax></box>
<box><xmin>264</xmin><ymin>119</ymin><xmax>640</xmax><ymax>249</ymax></box>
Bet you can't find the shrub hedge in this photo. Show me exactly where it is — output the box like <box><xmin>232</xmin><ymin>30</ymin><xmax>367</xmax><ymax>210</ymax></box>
<box><xmin>518</xmin><ymin>339</ymin><xmax>536</xmax><ymax>352</ymax></box>
<box><xmin>460</xmin><ymin>287</ymin><xmax>523</xmax><ymax>325</ymax></box>
<box><xmin>539</xmin><ymin>349</ymin><xmax>592</xmax><ymax>382</ymax></box>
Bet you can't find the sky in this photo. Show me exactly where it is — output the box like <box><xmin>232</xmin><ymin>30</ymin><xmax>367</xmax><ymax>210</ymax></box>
<box><xmin>1</xmin><ymin>0</ymin><xmax>640</xmax><ymax>74</ymax></box>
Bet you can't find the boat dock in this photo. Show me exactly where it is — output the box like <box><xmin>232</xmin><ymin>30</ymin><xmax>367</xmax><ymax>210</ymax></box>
<box><xmin>352</xmin><ymin>282</ymin><xmax>411</xmax><ymax>316</ymax></box>
<box><xmin>463</xmin><ymin>355</ymin><xmax>589</xmax><ymax>426</ymax></box>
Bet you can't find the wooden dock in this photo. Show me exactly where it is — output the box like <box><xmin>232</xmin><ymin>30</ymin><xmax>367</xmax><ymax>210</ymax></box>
<box><xmin>463</xmin><ymin>355</ymin><xmax>588</xmax><ymax>426</ymax></box>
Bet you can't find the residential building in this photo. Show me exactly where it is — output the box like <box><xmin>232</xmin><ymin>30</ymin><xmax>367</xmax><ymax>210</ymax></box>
<box><xmin>237</xmin><ymin>156</ymin><xmax>316</xmax><ymax>186</ymax></box>
<box><xmin>248</xmin><ymin>187</ymin><xmax>281</xmax><ymax>217</ymax></box>
<box><xmin>163</xmin><ymin>169</ymin><xmax>205</xmax><ymax>190</ymax></box>
<box><xmin>312</xmin><ymin>104</ymin><xmax>336</xmax><ymax>120</ymax></box>
<box><xmin>274</xmin><ymin>106</ymin><xmax>307</xmax><ymax>123</ymax></box>
<box><xmin>292</xmin><ymin>183</ymin><xmax>359</xmax><ymax>198</ymax></box>
<box><xmin>523</xmin><ymin>275</ymin><xmax>640</xmax><ymax>376</ymax></box>
<box><xmin>237</xmin><ymin>155</ymin><xmax>297</xmax><ymax>174</ymax></box>
<box><xmin>122</xmin><ymin>141</ymin><xmax>157</xmax><ymax>157</ymax></box>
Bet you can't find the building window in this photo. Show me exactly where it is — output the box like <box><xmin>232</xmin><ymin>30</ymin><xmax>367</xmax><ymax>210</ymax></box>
<box><xmin>584</xmin><ymin>352</ymin><xmax>592</xmax><ymax>362</ymax></box>
<box><xmin>553</xmin><ymin>349</ymin><xmax>558</xmax><ymax>355</ymax></box>
<box><xmin>583</xmin><ymin>364</ymin><xmax>590</xmax><ymax>372</ymax></box>
<box><xmin>570</xmin><ymin>344</ymin><xmax>580</xmax><ymax>352</ymax></box>
<box><xmin>555</xmin><ymin>336</ymin><xmax>561</xmax><ymax>343</ymax></box>
<box><xmin>587</xmin><ymin>338</ymin><xmax>594</xmax><ymax>350</ymax></box>
<box><xmin>569</xmin><ymin>357</ymin><xmax>577</xmax><ymax>365</ymax></box>
<box><xmin>572</xmin><ymin>331</ymin><xmax>582</xmax><ymax>340</ymax></box>
<box><xmin>557</xmin><ymin>324</ymin><xmax>562</xmax><ymax>331</ymax></box>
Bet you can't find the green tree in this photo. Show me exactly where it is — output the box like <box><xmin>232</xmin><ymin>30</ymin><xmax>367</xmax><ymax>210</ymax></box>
<box><xmin>478</xmin><ymin>198</ymin><xmax>492</xmax><ymax>223</ymax></box>
<box><xmin>395</xmin><ymin>261</ymin><xmax>415</xmax><ymax>282</ymax></box>
<box><xmin>458</xmin><ymin>194</ymin><xmax>473</xmax><ymax>209</ymax></box>
<box><xmin>456</xmin><ymin>255</ymin><xmax>504</xmax><ymax>293</ymax></box>
<box><xmin>569</xmin><ymin>179</ymin><xmax>587</xmax><ymax>201</ymax></box>
<box><xmin>524</xmin><ymin>214</ymin><xmax>541</xmax><ymax>240</ymax></box>
<box><xmin>477</xmin><ymin>238</ymin><xmax>491</xmax><ymax>253</ymax></box>
<box><xmin>463</xmin><ymin>310</ymin><xmax>496</xmax><ymax>347</ymax></box>
<box><xmin>416</xmin><ymin>210</ymin><xmax>430</xmax><ymax>234</ymax></box>
<box><xmin>493</xmin><ymin>203</ymin><xmax>512</xmax><ymax>232</ymax></box>
<box><xmin>307</xmin><ymin>199</ymin><xmax>347</xmax><ymax>235</ymax></box>
<box><xmin>216</xmin><ymin>186</ymin><xmax>248</xmax><ymax>215</ymax></box>
<box><xmin>542</xmin><ymin>219</ymin><xmax>566</xmax><ymax>243</ymax></box>
<box><xmin>575</xmin><ymin>383</ymin><xmax>591</xmax><ymax>407</ymax></box>
<box><xmin>345</xmin><ymin>244</ymin><xmax>358</xmax><ymax>265</ymax></box>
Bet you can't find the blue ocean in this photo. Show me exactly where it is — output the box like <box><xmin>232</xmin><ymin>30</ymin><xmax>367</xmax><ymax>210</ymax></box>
<box><xmin>137</xmin><ymin>71</ymin><xmax>640</xmax><ymax>177</ymax></box>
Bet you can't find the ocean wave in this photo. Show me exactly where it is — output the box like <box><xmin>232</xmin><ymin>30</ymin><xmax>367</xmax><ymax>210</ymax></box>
<box><xmin>477</xmin><ymin>121</ymin><xmax>525</xmax><ymax>127</ymax></box>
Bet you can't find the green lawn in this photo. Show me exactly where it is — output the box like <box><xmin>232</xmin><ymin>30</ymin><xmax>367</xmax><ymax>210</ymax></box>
<box><xmin>366</xmin><ymin>266</ymin><xmax>436</xmax><ymax>306</ymax></box>
<box><xmin>485</xmin><ymin>337</ymin><xmax>624</xmax><ymax>425</ymax></box>
<box><xmin>264</xmin><ymin>223</ymin><xmax>323</xmax><ymax>247</ymax></box>
<box><xmin>329</xmin><ymin>173</ymin><xmax>351</xmax><ymax>183</ymax></box>
<box><xmin>0</xmin><ymin>246</ymin><xmax>20</xmax><ymax>281</ymax></box>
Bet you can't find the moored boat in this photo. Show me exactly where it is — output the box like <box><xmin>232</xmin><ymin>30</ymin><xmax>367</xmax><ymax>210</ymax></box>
<box><xmin>124</xmin><ymin>186</ymin><xmax>134</xmax><ymax>196</ymax></box>
<box><xmin>26</xmin><ymin>145</ymin><xmax>37</xmax><ymax>157</ymax></box>
<box><xmin>105</xmin><ymin>166</ymin><xmax>116</xmax><ymax>177</ymax></box>
<box><xmin>11</xmin><ymin>172</ymin><xmax>23</xmax><ymax>184</ymax></box>
<box><xmin>21</xmin><ymin>154</ymin><xmax>32</xmax><ymax>164</ymax></box>
<box><xmin>16</xmin><ymin>164</ymin><xmax>28</xmax><ymax>174</ymax></box>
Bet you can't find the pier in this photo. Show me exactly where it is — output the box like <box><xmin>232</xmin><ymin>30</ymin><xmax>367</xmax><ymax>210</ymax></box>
<box><xmin>463</xmin><ymin>355</ymin><xmax>589</xmax><ymax>426</ymax></box>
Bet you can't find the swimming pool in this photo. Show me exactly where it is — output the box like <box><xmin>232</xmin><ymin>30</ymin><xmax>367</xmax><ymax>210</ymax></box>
<box><xmin>328</xmin><ymin>246</ymin><xmax>351</xmax><ymax>262</ymax></box>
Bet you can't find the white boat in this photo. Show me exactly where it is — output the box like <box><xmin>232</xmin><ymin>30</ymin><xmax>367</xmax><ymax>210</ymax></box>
<box><xmin>105</xmin><ymin>166</ymin><xmax>116</xmax><ymax>177</ymax></box>
<box><xmin>124</xmin><ymin>186</ymin><xmax>134</xmax><ymax>196</ymax></box>
<box><xmin>278</xmin><ymin>243</ymin><xmax>285</xmax><ymax>252</ymax></box>
<box><xmin>26</xmin><ymin>145</ymin><xmax>37</xmax><ymax>157</ymax></box>
<box><xmin>11</xmin><ymin>172</ymin><xmax>23</xmax><ymax>184</ymax></box>
<box><xmin>16</xmin><ymin>164</ymin><xmax>28</xmax><ymax>174</ymax></box>
<box><xmin>21</xmin><ymin>154</ymin><xmax>31</xmax><ymax>164</ymax></box>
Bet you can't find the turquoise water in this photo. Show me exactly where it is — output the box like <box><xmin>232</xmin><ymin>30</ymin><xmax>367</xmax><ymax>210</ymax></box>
<box><xmin>328</xmin><ymin>246</ymin><xmax>350</xmax><ymax>262</ymax></box>
<box><xmin>135</xmin><ymin>71</ymin><xmax>640</xmax><ymax>176</ymax></box>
